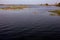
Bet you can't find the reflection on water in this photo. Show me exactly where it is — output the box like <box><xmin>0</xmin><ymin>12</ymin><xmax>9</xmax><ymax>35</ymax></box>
<box><xmin>0</xmin><ymin>6</ymin><xmax>60</xmax><ymax>40</ymax></box>
<box><xmin>33</xmin><ymin>12</ymin><xmax>38</xmax><ymax>14</ymax></box>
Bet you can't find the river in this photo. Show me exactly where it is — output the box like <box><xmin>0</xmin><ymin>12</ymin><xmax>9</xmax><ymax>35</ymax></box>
<box><xmin>0</xmin><ymin>6</ymin><xmax>60</xmax><ymax>40</ymax></box>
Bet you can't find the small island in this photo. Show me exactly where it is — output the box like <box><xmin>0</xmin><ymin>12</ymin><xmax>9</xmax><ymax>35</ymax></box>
<box><xmin>0</xmin><ymin>5</ymin><xmax>27</xmax><ymax>10</ymax></box>
<box><xmin>49</xmin><ymin>10</ymin><xmax>60</xmax><ymax>16</ymax></box>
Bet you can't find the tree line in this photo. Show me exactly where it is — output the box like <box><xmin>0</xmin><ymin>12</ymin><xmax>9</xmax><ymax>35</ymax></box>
<box><xmin>44</xmin><ymin>3</ymin><xmax>60</xmax><ymax>7</ymax></box>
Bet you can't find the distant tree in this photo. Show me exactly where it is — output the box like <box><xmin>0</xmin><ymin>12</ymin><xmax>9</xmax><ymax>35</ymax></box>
<box><xmin>45</xmin><ymin>3</ymin><xmax>48</xmax><ymax>6</ymax></box>
<box><xmin>56</xmin><ymin>3</ymin><xmax>60</xmax><ymax>7</ymax></box>
<box><xmin>58</xmin><ymin>3</ymin><xmax>60</xmax><ymax>6</ymax></box>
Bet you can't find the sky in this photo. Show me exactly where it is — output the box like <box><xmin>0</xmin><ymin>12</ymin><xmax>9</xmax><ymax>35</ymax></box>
<box><xmin>0</xmin><ymin>0</ymin><xmax>60</xmax><ymax>4</ymax></box>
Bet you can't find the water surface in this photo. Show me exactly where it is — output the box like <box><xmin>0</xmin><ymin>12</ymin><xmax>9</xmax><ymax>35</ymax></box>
<box><xmin>0</xmin><ymin>6</ymin><xmax>60</xmax><ymax>40</ymax></box>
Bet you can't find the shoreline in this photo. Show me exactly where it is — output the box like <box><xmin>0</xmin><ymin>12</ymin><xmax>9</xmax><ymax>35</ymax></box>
<box><xmin>0</xmin><ymin>5</ymin><xmax>27</xmax><ymax>10</ymax></box>
<box><xmin>48</xmin><ymin>10</ymin><xmax>60</xmax><ymax>16</ymax></box>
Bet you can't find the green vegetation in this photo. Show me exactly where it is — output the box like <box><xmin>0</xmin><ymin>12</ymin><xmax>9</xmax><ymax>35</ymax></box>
<box><xmin>0</xmin><ymin>5</ymin><xmax>27</xmax><ymax>10</ymax></box>
<box><xmin>49</xmin><ymin>10</ymin><xmax>60</xmax><ymax>13</ymax></box>
<box><xmin>49</xmin><ymin>10</ymin><xmax>60</xmax><ymax>16</ymax></box>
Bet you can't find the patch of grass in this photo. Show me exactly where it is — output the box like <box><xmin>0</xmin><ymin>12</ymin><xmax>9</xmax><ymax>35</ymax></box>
<box><xmin>0</xmin><ymin>5</ymin><xmax>27</xmax><ymax>10</ymax></box>
<box><xmin>49</xmin><ymin>10</ymin><xmax>60</xmax><ymax>14</ymax></box>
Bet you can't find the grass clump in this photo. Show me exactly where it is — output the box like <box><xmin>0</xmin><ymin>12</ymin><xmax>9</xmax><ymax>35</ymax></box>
<box><xmin>49</xmin><ymin>10</ymin><xmax>60</xmax><ymax>14</ymax></box>
<box><xmin>49</xmin><ymin>10</ymin><xmax>60</xmax><ymax>16</ymax></box>
<box><xmin>0</xmin><ymin>5</ymin><xmax>27</xmax><ymax>10</ymax></box>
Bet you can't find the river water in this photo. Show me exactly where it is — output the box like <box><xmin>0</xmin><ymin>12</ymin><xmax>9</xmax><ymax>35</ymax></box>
<box><xmin>0</xmin><ymin>6</ymin><xmax>60</xmax><ymax>40</ymax></box>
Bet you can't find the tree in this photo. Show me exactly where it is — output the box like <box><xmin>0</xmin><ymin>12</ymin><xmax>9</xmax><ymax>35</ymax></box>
<box><xmin>58</xmin><ymin>3</ymin><xmax>60</xmax><ymax>6</ymax></box>
<box><xmin>56</xmin><ymin>3</ymin><xmax>60</xmax><ymax>7</ymax></box>
<box><xmin>45</xmin><ymin>3</ymin><xmax>48</xmax><ymax>6</ymax></box>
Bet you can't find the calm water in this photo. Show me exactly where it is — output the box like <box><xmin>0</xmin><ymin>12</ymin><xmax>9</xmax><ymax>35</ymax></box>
<box><xmin>0</xmin><ymin>6</ymin><xmax>60</xmax><ymax>40</ymax></box>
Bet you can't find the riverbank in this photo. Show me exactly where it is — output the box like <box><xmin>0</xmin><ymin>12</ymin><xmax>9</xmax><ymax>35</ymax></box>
<box><xmin>0</xmin><ymin>5</ymin><xmax>27</xmax><ymax>10</ymax></box>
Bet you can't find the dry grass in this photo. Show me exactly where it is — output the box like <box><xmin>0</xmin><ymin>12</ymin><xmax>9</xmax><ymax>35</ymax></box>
<box><xmin>49</xmin><ymin>10</ymin><xmax>60</xmax><ymax>14</ymax></box>
<box><xmin>49</xmin><ymin>10</ymin><xmax>60</xmax><ymax>16</ymax></box>
<box><xmin>0</xmin><ymin>5</ymin><xmax>27</xmax><ymax>10</ymax></box>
